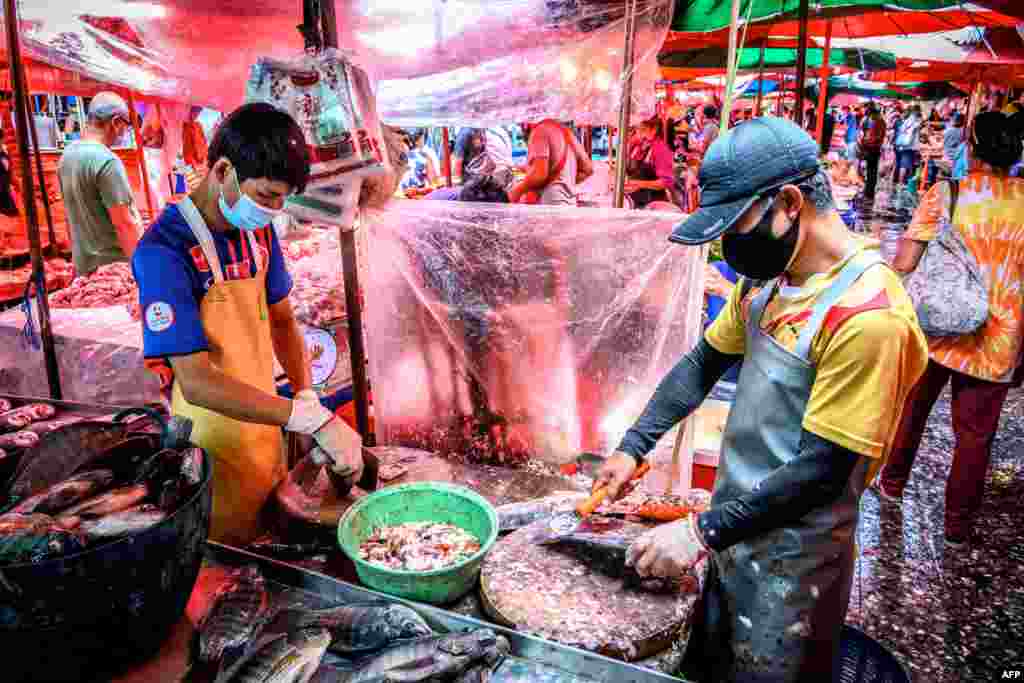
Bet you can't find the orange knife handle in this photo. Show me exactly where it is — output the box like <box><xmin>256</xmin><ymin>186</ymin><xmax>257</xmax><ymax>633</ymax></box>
<box><xmin>577</xmin><ymin>487</ymin><xmax>610</xmax><ymax>517</ymax></box>
<box><xmin>577</xmin><ymin>461</ymin><xmax>651</xmax><ymax>516</ymax></box>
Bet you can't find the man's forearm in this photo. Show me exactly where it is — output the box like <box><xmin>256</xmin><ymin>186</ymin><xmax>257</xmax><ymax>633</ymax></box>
<box><xmin>171</xmin><ymin>358</ymin><xmax>292</xmax><ymax>427</ymax></box>
<box><xmin>696</xmin><ymin>430</ymin><xmax>864</xmax><ymax>552</ymax></box>
<box><xmin>272</xmin><ymin>314</ymin><xmax>312</xmax><ymax>393</ymax></box>
<box><xmin>112</xmin><ymin>216</ymin><xmax>140</xmax><ymax>260</ymax></box>
<box><xmin>616</xmin><ymin>338</ymin><xmax>739</xmax><ymax>461</ymax></box>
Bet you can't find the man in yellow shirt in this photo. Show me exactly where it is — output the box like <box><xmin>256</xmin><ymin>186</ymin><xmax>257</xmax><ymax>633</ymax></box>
<box><xmin>594</xmin><ymin>118</ymin><xmax>928</xmax><ymax>682</ymax></box>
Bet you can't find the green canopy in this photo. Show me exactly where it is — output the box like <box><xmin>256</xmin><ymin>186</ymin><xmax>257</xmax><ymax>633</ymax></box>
<box><xmin>659</xmin><ymin>46</ymin><xmax>897</xmax><ymax>72</ymax></box>
<box><xmin>672</xmin><ymin>0</ymin><xmax>965</xmax><ymax>33</ymax></box>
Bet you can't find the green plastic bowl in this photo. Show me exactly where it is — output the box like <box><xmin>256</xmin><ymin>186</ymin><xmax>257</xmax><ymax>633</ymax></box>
<box><xmin>338</xmin><ymin>482</ymin><xmax>499</xmax><ymax>605</ymax></box>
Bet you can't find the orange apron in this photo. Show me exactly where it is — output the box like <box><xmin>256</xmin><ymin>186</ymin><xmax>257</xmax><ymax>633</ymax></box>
<box><xmin>171</xmin><ymin>198</ymin><xmax>285</xmax><ymax>546</ymax></box>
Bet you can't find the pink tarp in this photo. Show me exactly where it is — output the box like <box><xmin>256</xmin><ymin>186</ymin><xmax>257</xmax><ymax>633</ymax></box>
<box><xmin>10</xmin><ymin>1</ymin><xmax>674</xmax><ymax>125</ymax></box>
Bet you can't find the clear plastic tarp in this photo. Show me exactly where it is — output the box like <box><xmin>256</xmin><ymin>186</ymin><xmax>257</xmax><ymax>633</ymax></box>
<box><xmin>10</xmin><ymin>0</ymin><xmax>673</xmax><ymax>125</ymax></box>
<box><xmin>362</xmin><ymin>200</ymin><xmax>706</xmax><ymax>485</ymax></box>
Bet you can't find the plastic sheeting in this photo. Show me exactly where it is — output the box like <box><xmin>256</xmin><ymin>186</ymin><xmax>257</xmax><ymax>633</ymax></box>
<box><xmin>10</xmin><ymin>1</ymin><xmax>673</xmax><ymax>126</ymax></box>
<box><xmin>362</xmin><ymin>200</ymin><xmax>706</xmax><ymax>480</ymax></box>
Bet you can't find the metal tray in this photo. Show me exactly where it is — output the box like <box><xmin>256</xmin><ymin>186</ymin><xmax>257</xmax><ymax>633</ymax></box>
<box><xmin>0</xmin><ymin>392</ymin><xmax>160</xmax><ymax>418</ymax></box>
<box><xmin>205</xmin><ymin>542</ymin><xmax>687</xmax><ymax>683</ymax></box>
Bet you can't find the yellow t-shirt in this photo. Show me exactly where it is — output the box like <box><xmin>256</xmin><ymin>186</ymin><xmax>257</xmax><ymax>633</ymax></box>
<box><xmin>706</xmin><ymin>242</ymin><xmax>928</xmax><ymax>470</ymax></box>
<box><xmin>905</xmin><ymin>172</ymin><xmax>1024</xmax><ymax>382</ymax></box>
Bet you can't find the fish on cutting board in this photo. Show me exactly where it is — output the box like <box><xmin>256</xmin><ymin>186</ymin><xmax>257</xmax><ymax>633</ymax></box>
<box><xmin>494</xmin><ymin>492</ymin><xmax>589</xmax><ymax>533</ymax></box>
<box><xmin>272</xmin><ymin>602</ymin><xmax>433</xmax><ymax>655</ymax></box>
<box><xmin>538</xmin><ymin>519</ymin><xmax>695</xmax><ymax>593</ymax></box>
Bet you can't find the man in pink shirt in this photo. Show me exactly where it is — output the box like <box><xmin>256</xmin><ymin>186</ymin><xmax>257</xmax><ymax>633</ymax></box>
<box><xmin>509</xmin><ymin>120</ymin><xmax>593</xmax><ymax>205</ymax></box>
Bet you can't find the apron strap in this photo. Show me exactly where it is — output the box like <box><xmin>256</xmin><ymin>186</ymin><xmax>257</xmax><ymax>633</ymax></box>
<box><xmin>177</xmin><ymin>197</ymin><xmax>225</xmax><ymax>285</ymax></box>
<box><xmin>793</xmin><ymin>252</ymin><xmax>885</xmax><ymax>361</ymax></box>
<box><xmin>746</xmin><ymin>278</ymin><xmax>778</xmax><ymax>336</ymax></box>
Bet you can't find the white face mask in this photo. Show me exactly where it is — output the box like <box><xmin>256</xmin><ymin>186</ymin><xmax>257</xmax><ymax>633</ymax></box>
<box><xmin>217</xmin><ymin>169</ymin><xmax>280</xmax><ymax>232</ymax></box>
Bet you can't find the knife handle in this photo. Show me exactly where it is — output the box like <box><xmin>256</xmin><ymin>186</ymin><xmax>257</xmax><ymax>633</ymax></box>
<box><xmin>577</xmin><ymin>461</ymin><xmax>650</xmax><ymax>517</ymax></box>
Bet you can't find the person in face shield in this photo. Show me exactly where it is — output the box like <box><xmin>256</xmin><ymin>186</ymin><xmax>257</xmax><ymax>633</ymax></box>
<box><xmin>594</xmin><ymin>118</ymin><xmax>929</xmax><ymax>682</ymax></box>
<box><xmin>131</xmin><ymin>103</ymin><xmax>363</xmax><ymax>546</ymax></box>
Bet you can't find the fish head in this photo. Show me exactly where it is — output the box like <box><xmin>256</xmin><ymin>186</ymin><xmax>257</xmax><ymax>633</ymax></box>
<box><xmin>384</xmin><ymin>605</ymin><xmax>433</xmax><ymax>640</ymax></box>
<box><xmin>439</xmin><ymin>629</ymin><xmax>498</xmax><ymax>658</ymax></box>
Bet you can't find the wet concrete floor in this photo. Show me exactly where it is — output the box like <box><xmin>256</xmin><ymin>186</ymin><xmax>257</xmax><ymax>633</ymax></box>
<box><xmin>842</xmin><ymin>181</ymin><xmax>1024</xmax><ymax>682</ymax></box>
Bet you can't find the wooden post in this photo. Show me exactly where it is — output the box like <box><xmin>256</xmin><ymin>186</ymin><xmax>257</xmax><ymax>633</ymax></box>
<box><xmin>814</xmin><ymin>21</ymin><xmax>834</xmax><ymax>150</ymax></box>
<box><xmin>719</xmin><ymin>0</ymin><xmax>743</xmax><ymax>131</ymax></box>
<box><xmin>126</xmin><ymin>91</ymin><xmax>156</xmax><ymax>222</ymax></box>
<box><xmin>776</xmin><ymin>74</ymin><xmax>785</xmax><ymax>117</ymax></box>
<box><xmin>754</xmin><ymin>42</ymin><xmax>767</xmax><ymax>118</ymax></box>
<box><xmin>794</xmin><ymin>0</ymin><xmax>810</xmax><ymax>126</ymax></box>
<box><xmin>612</xmin><ymin>0</ymin><xmax>638</xmax><ymax>209</ymax></box>
<box><xmin>4</xmin><ymin>0</ymin><xmax>61</xmax><ymax>399</ymax></box>
<box><xmin>441</xmin><ymin>127</ymin><xmax>453</xmax><ymax>187</ymax></box>
<box><xmin>583</xmin><ymin>125</ymin><xmax>593</xmax><ymax>157</ymax></box>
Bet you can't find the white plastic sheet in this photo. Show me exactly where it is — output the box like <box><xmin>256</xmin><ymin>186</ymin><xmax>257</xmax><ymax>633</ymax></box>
<box><xmin>362</xmin><ymin>199</ymin><xmax>706</xmax><ymax>476</ymax></box>
<box><xmin>11</xmin><ymin>1</ymin><xmax>673</xmax><ymax>125</ymax></box>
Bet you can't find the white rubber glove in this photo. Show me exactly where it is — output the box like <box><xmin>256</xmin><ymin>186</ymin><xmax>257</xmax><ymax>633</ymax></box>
<box><xmin>626</xmin><ymin>514</ymin><xmax>709</xmax><ymax>579</ymax></box>
<box><xmin>312</xmin><ymin>416</ymin><xmax>364</xmax><ymax>481</ymax></box>
<box><xmin>285</xmin><ymin>389</ymin><xmax>333</xmax><ymax>436</ymax></box>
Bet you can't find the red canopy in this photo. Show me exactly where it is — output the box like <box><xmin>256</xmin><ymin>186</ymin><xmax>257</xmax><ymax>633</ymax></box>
<box><xmin>665</xmin><ymin>8</ymin><xmax>1019</xmax><ymax>46</ymax></box>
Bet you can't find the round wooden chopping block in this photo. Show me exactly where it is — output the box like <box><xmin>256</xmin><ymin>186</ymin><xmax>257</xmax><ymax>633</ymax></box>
<box><xmin>480</xmin><ymin>519</ymin><xmax>690</xmax><ymax>661</ymax></box>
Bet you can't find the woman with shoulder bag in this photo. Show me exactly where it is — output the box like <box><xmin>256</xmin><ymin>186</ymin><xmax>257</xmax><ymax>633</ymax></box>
<box><xmin>880</xmin><ymin>112</ymin><xmax>1024</xmax><ymax>547</ymax></box>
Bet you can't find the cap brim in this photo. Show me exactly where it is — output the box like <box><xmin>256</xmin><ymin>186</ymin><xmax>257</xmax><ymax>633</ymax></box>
<box><xmin>668</xmin><ymin>193</ymin><xmax>760</xmax><ymax>246</ymax></box>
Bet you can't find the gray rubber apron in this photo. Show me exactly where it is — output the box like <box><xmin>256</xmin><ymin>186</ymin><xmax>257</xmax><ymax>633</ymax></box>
<box><xmin>683</xmin><ymin>252</ymin><xmax>880</xmax><ymax>683</ymax></box>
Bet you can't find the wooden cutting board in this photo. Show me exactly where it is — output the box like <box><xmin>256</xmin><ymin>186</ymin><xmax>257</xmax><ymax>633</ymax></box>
<box><xmin>479</xmin><ymin>519</ymin><xmax>700</xmax><ymax>662</ymax></box>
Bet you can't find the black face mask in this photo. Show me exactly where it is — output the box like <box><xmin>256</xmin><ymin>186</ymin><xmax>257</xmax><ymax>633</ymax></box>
<box><xmin>722</xmin><ymin>197</ymin><xmax>800</xmax><ymax>280</ymax></box>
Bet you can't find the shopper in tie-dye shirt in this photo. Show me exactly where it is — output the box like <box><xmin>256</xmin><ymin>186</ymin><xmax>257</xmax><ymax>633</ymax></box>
<box><xmin>882</xmin><ymin>112</ymin><xmax>1024</xmax><ymax>546</ymax></box>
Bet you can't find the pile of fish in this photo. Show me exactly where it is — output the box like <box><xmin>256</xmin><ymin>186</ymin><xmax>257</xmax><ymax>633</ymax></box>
<box><xmin>358</xmin><ymin>522</ymin><xmax>482</xmax><ymax>572</ymax></box>
<box><xmin>0</xmin><ymin>401</ymin><xmax>58</xmax><ymax>454</ymax></box>
<box><xmin>0</xmin><ymin>441</ymin><xmax>203</xmax><ymax>565</ymax></box>
<box><xmin>195</xmin><ymin>564</ymin><xmax>509</xmax><ymax>683</ymax></box>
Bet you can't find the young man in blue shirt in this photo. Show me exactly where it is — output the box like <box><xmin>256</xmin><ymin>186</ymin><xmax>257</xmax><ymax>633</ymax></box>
<box><xmin>132</xmin><ymin>103</ymin><xmax>362</xmax><ymax>545</ymax></box>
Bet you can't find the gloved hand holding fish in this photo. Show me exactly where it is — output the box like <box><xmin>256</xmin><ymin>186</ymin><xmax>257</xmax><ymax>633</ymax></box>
<box><xmin>625</xmin><ymin>514</ymin><xmax>709</xmax><ymax>580</ymax></box>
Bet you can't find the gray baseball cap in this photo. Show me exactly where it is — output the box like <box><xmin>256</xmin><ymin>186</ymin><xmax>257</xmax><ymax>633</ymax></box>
<box><xmin>88</xmin><ymin>92</ymin><xmax>130</xmax><ymax>121</ymax></box>
<box><xmin>669</xmin><ymin>117</ymin><xmax>820</xmax><ymax>246</ymax></box>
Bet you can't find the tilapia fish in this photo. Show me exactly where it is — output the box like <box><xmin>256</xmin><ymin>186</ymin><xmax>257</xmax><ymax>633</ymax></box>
<box><xmin>326</xmin><ymin>629</ymin><xmax>505</xmax><ymax>683</ymax></box>
<box><xmin>274</xmin><ymin>602</ymin><xmax>433</xmax><ymax>655</ymax></box>
<box><xmin>58</xmin><ymin>483</ymin><xmax>149</xmax><ymax>519</ymax></box>
<box><xmin>222</xmin><ymin>628</ymin><xmax>331</xmax><ymax>683</ymax></box>
<box><xmin>495</xmin><ymin>493</ymin><xmax>589</xmax><ymax>533</ymax></box>
<box><xmin>78</xmin><ymin>504</ymin><xmax>167</xmax><ymax>540</ymax></box>
<box><xmin>0</xmin><ymin>513</ymin><xmax>87</xmax><ymax>564</ymax></box>
<box><xmin>199</xmin><ymin>565</ymin><xmax>272</xmax><ymax>663</ymax></box>
<box><xmin>9</xmin><ymin>469</ymin><xmax>115</xmax><ymax>515</ymax></box>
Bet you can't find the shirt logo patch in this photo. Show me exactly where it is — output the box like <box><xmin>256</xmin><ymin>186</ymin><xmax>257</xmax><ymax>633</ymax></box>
<box><xmin>189</xmin><ymin>245</ymin><xmax>211</xmax><ymax>272</ymax></box>
<box><xmin>226</xmin><ymin>259</ymin><xmax>251</xmax><ymax>281</ymax></box>
<box><xmin>145</xmin><ymin>302</ymin><xmax>175</xmax><ymax>333</ymax></box>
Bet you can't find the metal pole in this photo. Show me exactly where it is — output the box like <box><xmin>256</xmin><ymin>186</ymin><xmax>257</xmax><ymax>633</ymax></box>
<box><xmin>126</xmin><ymin>90</ymin><xmax>156</xmax><ymax>222</ymax></box>
<box><xmin>814</xmin><ymin>20</ymin><xmax>834</xmax><ymax>150</ymax></box>
<box><xmin>612</xmin><ymin>0</ymin><xmax>638</xmax><ymax>209</ymax></box>
<box><xmin>794</xmin><ymin>0</ymin><xmax>811</xmax><ymax>125</ymax></box>
<box><xmin>339</xmin><ymin>223</ymin><xmax>372</xmax><ymax>444</ymax></box>
<box><xmin>20</xmin><ymin>83</ymin><xmax>56</xmax><ymax>256</ymax></box>
<box><xmin>319</xmin><ymin>0</ymin><xmax>373</xmax><ymax>444</ymax></box>
<box><xmin>754</xmin><ymin>42</ymin><xmax>767</xmax><ymax>117</ymax></box>
<box><xmin>441</xmin><ymin>127</ymin><xmax>452</xmax><ymax>187</ymax></box>
<box><xmin>719</xmin><ymin>0</ymin><xmax>743</xmax><ymax>131</ymax></box>
<box><xmin>4</xmin><ymin>0</ymin><xmax>61</xmax><ymax>399</ymax></box>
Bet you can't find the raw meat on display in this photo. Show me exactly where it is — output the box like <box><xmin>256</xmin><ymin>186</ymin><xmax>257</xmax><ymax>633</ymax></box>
<box><xmin>49</xmin><ymin>262</ymin><xmax>139</xmax><ymax>318</ymax></box>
